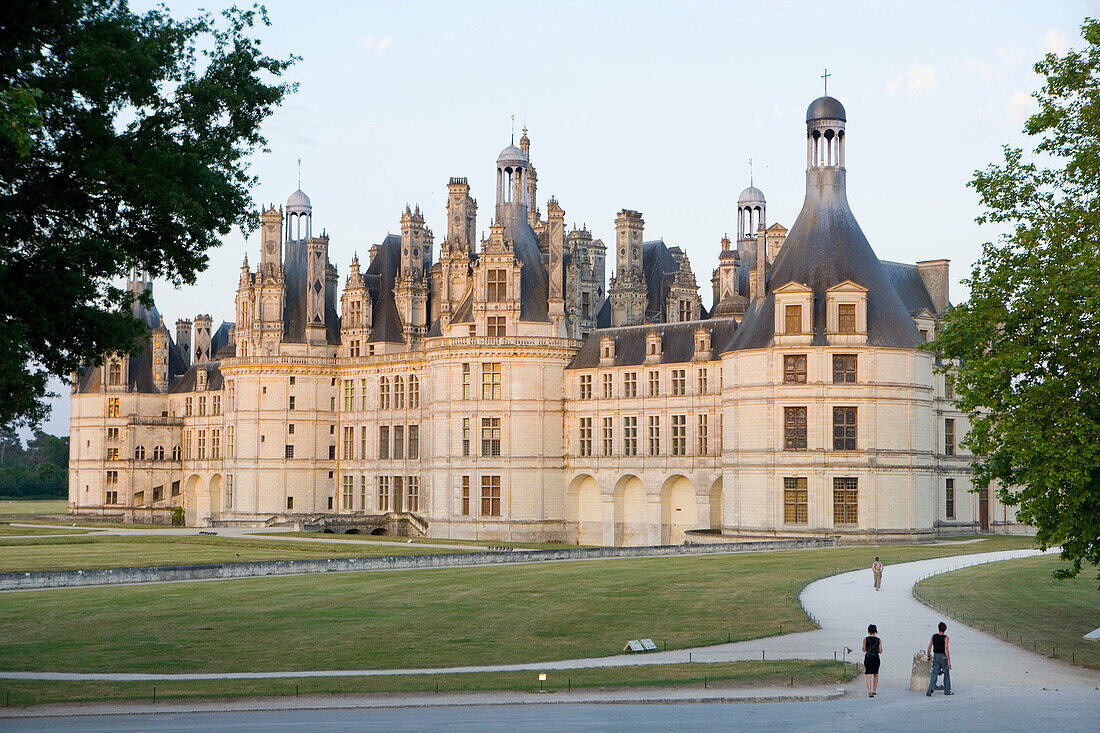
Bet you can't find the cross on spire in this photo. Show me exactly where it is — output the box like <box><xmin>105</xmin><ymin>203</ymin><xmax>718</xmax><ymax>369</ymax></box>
<box><xmin>749</xmin><ymin>158</ymin><xmax>753</xmax><ymax>187</ymax></box>
<box><xmin>822</xmin><ymin>68</ymin><xmax>831</xmax><ymax>95</ymax></box>
<box><xmin>511</xmin><ymin>114</ymin><xmax>515</xmax><ymax>145</ymax></box>
<box><xmin>297</xmin><ymin>158</ymin><xmax>301</xmax><ymax>190</ymax></box>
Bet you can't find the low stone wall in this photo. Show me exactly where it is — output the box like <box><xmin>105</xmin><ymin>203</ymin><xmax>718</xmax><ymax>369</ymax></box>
<box><xmin>0</xmin><ymin>537</ymin><xmax>837</xmax><ymax>592</ymax></box>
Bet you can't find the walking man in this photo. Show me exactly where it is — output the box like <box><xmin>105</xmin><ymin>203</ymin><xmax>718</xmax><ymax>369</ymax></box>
<box><xmin>926</xmin><ymin>621</ymin><xmax>953</xmax><ymax>696</ymax></box>
<box><xmin>871</xmin><ymin>557</ymin><xmax>884</xmax><ymax>591</ymax></box>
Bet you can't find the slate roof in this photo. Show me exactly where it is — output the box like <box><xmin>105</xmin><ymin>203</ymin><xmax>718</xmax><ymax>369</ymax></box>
<box><xmin>731</xmin><ymin>167</ymin><xmax>924</xmax><ymax>350</ymax></box>
<box><xmin>282</xmin><ymin>240</ymin><xmax>340</xmax><ymax>345</ymax></box>
<box><xmin>449</xmin><ymin>216</ymin><xmax>550</xmax><ymax>323</ymax></box>
<box><xmin>365</xmin><ymin>234</ymin><xmax>407</xmax><ymax>343</ymax></box>
<box><xmin>882</xmin><ymin>260</ymin><xmax>942</xmax><ymax>316</ymax></box>
<box><xmin>567</xmin><ymin>319</ymin><xmax>738</xmax><ymax>369</ymax></box>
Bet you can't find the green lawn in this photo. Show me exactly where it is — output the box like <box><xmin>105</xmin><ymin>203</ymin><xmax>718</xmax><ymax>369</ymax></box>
<box><xmin>0</xmin><ymin>524</ymin><xmax>92</xmax><ymax>536</ymax></box>
<box><xmin>0</xmin><ymin>534</ymin><xmax>475</xmax><ymax>572</ymax></box>
<box><xmin>260</xmin><ymin>530</ymin><xmax>586</xmax><ymax>550</ymax></box>
<box><xmin>0</xmin><ymin>499</ymin><xmax>67</xmax><ymax>516</ymax></box>
<box><xmin>0</xmin><ymin>535</ymin><xmax>1035</xmax><ymax>675</ymax></box>
<box><xmin>915</xmin><ymin>553</ymin><xmax>1100</xmax><ymax>670</ymax></box>
<box><xmin>0</xmin><ymin>659</ymin><xmax>856</xmax><ymax>707</ymax></box>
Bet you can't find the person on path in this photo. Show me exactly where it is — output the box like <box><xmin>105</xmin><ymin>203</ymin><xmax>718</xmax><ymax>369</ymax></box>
<box><xmin>862</xmin><ymin>624</ymin><xmax>882</xmax><ymax>697</ymax></box>
<box><xmin>926</xmin><ymin>621</ymin><xmax>953</xmax><ymax>696</ymax></box>
<box><xmin>871</xmin><ymin>557</ymin><xmax>884</xmax><ymax>590</ymax></box>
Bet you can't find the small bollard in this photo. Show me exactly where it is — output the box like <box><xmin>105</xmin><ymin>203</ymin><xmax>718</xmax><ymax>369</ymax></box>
<box><xmin>910</xmin><ymin>650</ymin><xmax>931</xmax><ymax>692</ymax></box>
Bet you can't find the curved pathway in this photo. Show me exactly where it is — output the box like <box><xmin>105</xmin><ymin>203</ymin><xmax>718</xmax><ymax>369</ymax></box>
<box><xmin>2</xmin><ymin>547</ymin><xmax>1096</xmax><ymax>688</ymax></box>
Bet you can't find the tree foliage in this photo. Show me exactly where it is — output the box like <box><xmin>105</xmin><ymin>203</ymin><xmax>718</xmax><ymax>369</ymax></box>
<box><xmin>0</xmin><ymin>430</ymin><xmax>69</xmax><ymax>498</ymax></box>
<box><xmin>0</xmin><ymin>1</ymin><xmax>295</xmax><ymax>428</ymax></box>
<box><xmin>936</xmin><ymin>18</ymin><xmax>1100</xmax><ymax>578</ymax></box>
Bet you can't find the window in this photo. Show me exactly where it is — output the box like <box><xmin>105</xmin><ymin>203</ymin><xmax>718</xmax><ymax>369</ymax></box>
<box><xmin>837</xmin><ymin>303</ymin><xmax>856</xmax><ymax>334</ymax></box>
<box><xmin>784</xmin><ymin>477</ymin><xmax>808</xmax><ymax>524</ymax></box>
<box><xmin>697</xmin><ymin>368</ymin><xmax>708</xmax><ymax>394</ymax></box>
<box><xmin>380</xmin><ymin>377</ymin><xmax>390</xmax><ymax>409</ymax></box>
<box><xmin>107</xmin><ymin>428</ymin><xmax>119</xmax><ymax>441</ymax></box>
<box><xmin>108</xmin><ymin>362</ymin><xmax>121</xmax><ymax>386</ymax></box>
<box><xmin>171</xmin><ymin>480</ymin><xmax>180</xmax><ymax>496</ymax></box>
<box><xmin>945</xmin><ymin>375</ymin><xmax>955</xmax><ymax>400</ymax></box>
<box><xmin>106</xmin><ymin>470</ymin><xmax>118</xmax><ymax>485</ymax></box>
<box><xmin>289</xmin><ymin>376</ymin><xmax>296</xmax><ymax>386</ymax></box>
<box><xmin>679</xmin><ymin>299</ymin><xmax>693</xmax><ymax>322</ymax></box>
<box><xmin>487</xmin><ymin>316</ymin><xmax>506</xmax><ymax>337</ymax></box>
<box><xmin>481</xmin><ymin>475</ymin><xmax>501</xmax><ymax>516</ymax></box>
<box><xmin>360</xmin><ymin>426</ymin><xmax>368</xmax><ymax>460</ymax></box>
<box><xmin>461</xmin><ymin>476</ymin><xmax>470</xmax><ymax>515</ymax></box>
<box><xmin>393</xmin><ymin>476</ymin><xmax>404</xmax><ymax>511</ymax></box>
<box><xmin>462</xmin><ymin>417</ymin><xmax>470</xmax><ymax>457</ymax></box>
<box><xmin>784</xmin><ymin>355</ymin><xmax>807</xmax><ymax>384</ymax></box>
<box><xmin>212</xmin><ymin>395</ymin><xmax>221</xmax><ymax>415</ymax></box>
<box><xmin>288</xmin><ymin>424</ymin><xmax>295</xmax><ymax>435</ymax></box>
<box><xmin>344</xmin><ymin>380</ymin><xmax>355</xmax><ymax>411</ymax></box>
<box><xmin>211</xmin><ymin>429</ymin><xmax>220</xmax><ymax>459</ymax></box>
<box><xmin>393</xmin><ymin>425</ymin><xmax>404</xmax><ymax>458</ymax></box>
<box><xmin>350</xmin><ymin>340</ymin><xmax>360</xmax><ymax>358</ymax></box>
<box><xmin>462</xmin><ymin>363</ymin><xmax>471</xmax><ymax>400</ymax></box>
<box><xmin>602</xmin><ymin>373</ymin><xmax>613</xmax><ymax>399</ymax></box>
<box><xmin>671</xmin><ymin>414</ymin><xmax>686</xmax><ymax>456</ymax></box>
<box><xmin>343</xmin><ymin>426</ymin><xmax>355</xmax><ymax>459</ymax></box>
<box><xmin>833</xmin><ymin>477</ymin><xmax>858</xmax><ymax>524</ymax></box>
<box><xmin>602</xmin><ymin>417</ymin><xmax>614</xmax><ymax>457</ymax></box>
<box><xmin>582</xmin><ymin>291</ymin><xmax>591</xmax><ymax>319</ymax></box>
<box><xmin>832</xmin><ymin>354</ymin><xmax>857</xmax><ymax>383</ymax></box>
<box><xmin>105</xmin><ymin>489</ymin><xmax>118</xmax><ymax>505</ymax></box>
<box><xmin>697</xmin><ymin>414</ymin><xmax>709</xmax><ymax>456</ymax></box>
<box><xmin>785</xmin><ymin>304</ymin><xmax>803</xmax><ymax>334</ymax></box>
<box><xmin>342</xmin><ymin>476</ymin><xmax>354</xmax><ymax>511</ymax></box>
<box><xmin>579</xmin><ymin>417</ymin><xmax>593</xmax><ymax>457</ymax></box>
<box><xmin>198</xmin><ymin>396</ymin><xmax>206</xmax><ymax>416</ymax></box>
<box><xmin>406</xmin><ymin>476</ymin><xmax>419</xmax><ymax>512</ymax></box>
<box><xmin>409</xmin><ymin>374</ymin><xmax>420</xmax><ymax>408</ymax></box>
<box><xmin>648</xmin><ymin>415</ymin><xmax>660</xmax><ymax>456</ymax></box>
<box><xmin>946</xmin><ymin>478</ymin><xmax>956</xmax><ymax>520</ymax></box>
<box><xmin>172</xmin><ymin>445</ymin><xmax>181</xmax><ymax>461</ymax></box>
<box><xmin>360</xmin><ymin>475</ymin><xmax>368</xmax><ymax>511</ymax></box>
<box><xmin>579</xmin><ymin>374</ymin><xmax>592</xmax><ymax>400</ymax></box>
<box><xmin>833</xmin><ymin>407</ymin><xmax>857</xmax><ymax>450</ymax></box>
<box><xmin>227</xmin><ymin>381</ymin><xmax>235</xmax><ymax>411</ymax></box>
<box><xmin>197</xmin><ymin>430</ymin><xmax>206</xmax><ymax>459</ymax></box>
<box><xmin>623</xmin><ymin>417</ymin><xmax>638</xmax><ymax>456</ymax></box>
<box><xmin>482</xmin><ymin>363</ymin><xmax>501</xmax><ymax>399</ymax></box>
<box><xmin>184</xmin><ymin>430</ymin><xmax>192</xmax><ymax>459</ymax></box>
<box><xmin>107</xmin><ymin>398</ymin><xmax>120</xmax><ymax>417</ymax></box>
<box><xmin>361</xmin><ymin>379</ymin><xmax>369</xmax><ymax>410</ymax></box>
<box><xmin>107</xmin><ymin>447</ymin><xmax>119</xmax><ymax>461</ymax></box>
<box><xmin>671</xmin><ymin>369</ymin><xmax>686</xmax><ymax>396</ymax></box>
<box><xmin>285</xmin><ymin>444</ymin><xmax>294</xmax><ymax>459</ymax></box>
<box><xmin>481</xmin><ymin>417</ymin><xmax>501</xmax><ymax>457</ymax></box>
<box><xmin>408</xmin><ymin>425</ymin><xmax>419</xmax><ymax>459</ymax></box>
<box><xmin>648</xmin><ymin>371</ymin><xmax>660</xmax><ymax>397</ymax></box>
<box><xmin>784</xmin><ymin>407</ymin><xmax>807</xmax><ymax>450</ymax></box>
<box><xmin>227</xmin><ymin>426</ymin><xmax>234</xmax><ymax>459</ymax></box>
<box><xmin>623</xmin><ymin>372</ymin><xmax>637</xmax><ymax>398</ymax></box>
<box><xmin>487</xmin><ymin>269</ymin><xmax>507</xmax><ymax>301</ymax></box>
<box><xmin>378</xmin><ymin>476</ymin><xmax>391</xmax><ymax>511</ymax></box>
<box><xmin>394</xmin><ymin>375</ymin><xmax>405</xmax><ymax>409</ymax></box>
<box><xmin>287</xmin><ymin>496</ymin><xmax>294</xmax><ymax>510</ymax></box>
<box><xmin>288</xmin><ymin>395</ymin><xmax>295</xmax><ymax>411</ymax></box>
<box><xmin>153</xmin><ymin>445</ymin><xmax>164</xmax><ymax>460</ymax></box>
<box><xmin>945</xmin><ymin>419</ymin><xmax>955</xmax><ymax>456</ymax></box>
<box><xmin>134</xmin><ymin>445</ymin><xmax>145</xmax><ymax>460</ymax></box>
<box><xmin>330</xmin><ymin>396</ymin><xmax>336</xmax><ymax>412</ymax></box>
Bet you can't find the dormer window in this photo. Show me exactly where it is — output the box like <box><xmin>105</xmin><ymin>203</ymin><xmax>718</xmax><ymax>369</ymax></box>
<box><xmin>600</xmin><ymin>336</ymin><xmax>616</xmax><ymax>365</ymax></box>
<box><xmin>825</xmin><ymin>281</ymin><xmax>869</xmax><ymax>345</ymax></box>
<box><xmin>774</xmin><ymin>282</ymin><xmax>813</xmax><ymax>345</ymax></box>
<box><xmin>785</xmin><ymin>305</ymin><xmax>803</xmax><ymax>334</ymax></box>
<box><xmin>487</xmin><ymin>269</ymin><xmax>506</xmax><ymax>301</ymax></box>
<box><xmin>838</xmin><ymin>304</ymin><xmax>856</xmax><ymax>334</ymax></box>
<box><xmin>645</xmin><ymin>332</ymin><xmax>662</xmax><ymax>362</ymax></box>
<box><xmin>693</xmin><ymin>327</ymin><xmax>711</xmax><ymax>361</ymax></box>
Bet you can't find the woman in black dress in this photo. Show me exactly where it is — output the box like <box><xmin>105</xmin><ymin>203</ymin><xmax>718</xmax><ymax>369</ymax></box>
<box><xmin>863</xmin><ymin>624</ymin><xmax>883</xmax><ymax>697</ymax></box>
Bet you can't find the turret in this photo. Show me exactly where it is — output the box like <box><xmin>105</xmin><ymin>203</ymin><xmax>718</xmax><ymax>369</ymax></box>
<box><xmin>175</xmin><ymin>319</ymin><xmax>193</xmax><ymax>368</ymax></box>
<box><xmin>193</xmin><ymin>314</ymin><xmax>213</xmax><ymax>363</ymax></box>
<box><xmin>495</xmin><ymin>143</ymin><xmax>529</xmax><ymax>227</ymax></box>
<box><xmin>546</xmin><ymin>197</ymin><xmax>566</xmax><ymax>327</ymax></box>
<box><xmin>152</xmin><ymin>320</ymin><xmax>169</xmax><ymax>391</ymax></box>
<box><xmin>608</xmin><ymin>209</ymin><xmax>647</xmax><ymax>326</ymax></box>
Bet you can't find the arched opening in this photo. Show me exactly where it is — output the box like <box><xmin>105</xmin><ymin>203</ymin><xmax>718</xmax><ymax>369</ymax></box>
<box><xmin>323</xmin><ymin>528</ymin><xmax>335</xmax><ymax>534</ymax></box>
<box><xmin>370</xmin><ymin>527</ymin><xmax>386</xmax><ymax>535</ymax></box>
<box><xmin>344</xmin><ymin>528</ymin><xmax>360</xmax><ymax>535</ymax></box>
<box><xmin>824</xmin><ymin>128</ymin><xmax>836</xmax><ymax>166</ymax></box>
<box><xmin>613</xmin><ymin>475</ymin><xmax>646</xmax><ymax>547</ymax></box>
<box><xmin>108</xmin><ymin>362</ymin><xmax>121</xmax><ymax>386</ymax></box>
<box><xmin>566</xmin><ymin>474</ymin><xmax>602</xmax><ymax>546</ymax></box>
<box><xmin>660</xmin><ymin>475</ymin><xmax>696</xmax><ymax>545</ymax></box>
<box><xmin>208</xmin><ymin>474</ymin><xmax>223</xmax><ymax>517</ymax></box>
<box><xmin>709</xmin><ymin>477</ymin><xmax>724</xmax><ymax>531</ymax></box>
<box><xmin>183</xmin><ymin>474</ymin><xmax>203</xmax><ymax>527</ymax></box>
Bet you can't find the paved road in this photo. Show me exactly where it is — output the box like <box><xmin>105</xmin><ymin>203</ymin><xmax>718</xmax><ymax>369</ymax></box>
<box><xmin>2</xmin><ymin>687</ymin><xmax>1097</xmax><ymax>732</ymax></box>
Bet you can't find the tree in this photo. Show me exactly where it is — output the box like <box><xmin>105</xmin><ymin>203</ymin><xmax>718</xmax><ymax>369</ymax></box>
<box><xmin>935</xmin><ymin>18</ymin><xmax>1100</xmax><ymax>578</ymax></box>
<box><xmin>0</xmin><ymin>1</ymin><xmax>296</xmax><ymax>428</ymax></box>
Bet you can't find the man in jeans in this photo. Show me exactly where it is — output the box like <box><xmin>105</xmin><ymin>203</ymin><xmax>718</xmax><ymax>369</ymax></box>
<box><xmin>926</xmin><ymin>621</ymin><xmax>953</xmax><ymax>695</ymax></box>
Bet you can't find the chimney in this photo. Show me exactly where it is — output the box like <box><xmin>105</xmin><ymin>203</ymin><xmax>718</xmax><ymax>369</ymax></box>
<box><xmin>175</xmin><ymin>319</ymin><xmax>193</xmax><ymax>368</ymax></box>
<box><xmin>916</xmin><ymin>259</ymin><xmax>950</xmax><ymax>315</ymax></box>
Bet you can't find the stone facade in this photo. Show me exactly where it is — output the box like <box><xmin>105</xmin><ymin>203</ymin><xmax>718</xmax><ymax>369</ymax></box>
<box><xmin>69</xmin><ymin>97</ymin><xmax>1021</xmax><ymax>543</ymax></box>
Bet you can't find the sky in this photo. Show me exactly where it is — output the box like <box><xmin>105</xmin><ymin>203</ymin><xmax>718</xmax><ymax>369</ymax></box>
<box><xmin>38</xmin><ymin>0</ymin><xmax>1095</xmax><ymax>436</ymax></box>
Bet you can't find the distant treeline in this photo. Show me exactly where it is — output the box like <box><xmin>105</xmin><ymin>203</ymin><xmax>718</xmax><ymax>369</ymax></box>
<box><xmin>0</xmin><ymin>431</ymin><xmax>68</xmax><ymax>498</ymax></box>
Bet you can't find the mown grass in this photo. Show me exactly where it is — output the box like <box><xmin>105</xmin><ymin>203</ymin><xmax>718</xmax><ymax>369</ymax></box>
<box><xmin>0</xmin><ymin>535</ymin><xmax>1035</xmax><ymax>675</ymax></box>
<box><xmin>0</xmin><ymin>659</ymin><xmax>856</xmax><ymax>707</ymax></box>
<box><xmin>260</xmin><ymin>530</ymin><xmax>585</xmax><ymax>550</ymax></box>
<box><xmin>0</xmin><ymin>500</ymin><xmax>68</xmax><ymax>516</ymax></box>
<box><xmin>0</xmin><ymin>525</ymin><xmax>92</xmax><ymax>536</ymax></box>
<box><xmin>0</xmin><ymin>534</ymin><xmax>474</xmax><ymax>572</ymax></box>
<box><xmin>915</xmin><ymin>553</ymin><xmax>1100</xmax><ymax>670</ymax></box>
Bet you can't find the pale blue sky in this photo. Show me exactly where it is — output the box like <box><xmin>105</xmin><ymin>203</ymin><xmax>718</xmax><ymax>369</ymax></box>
<box><xmin>40</xmin><ymin>0</ymin><xmax>1094</xmax><ymax>435</ymax></box>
